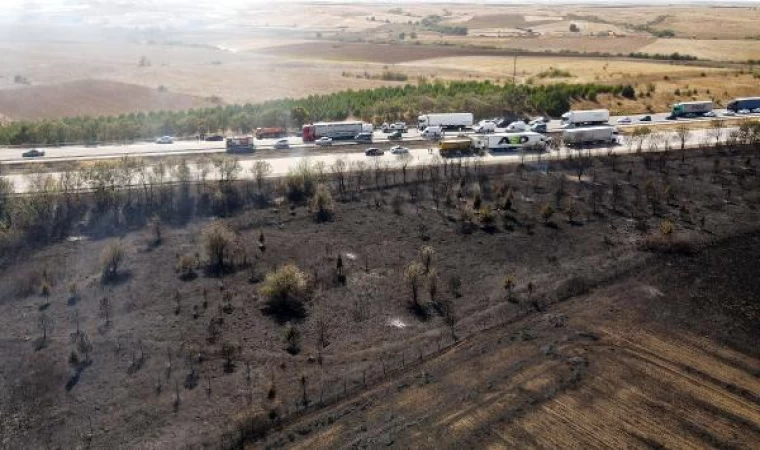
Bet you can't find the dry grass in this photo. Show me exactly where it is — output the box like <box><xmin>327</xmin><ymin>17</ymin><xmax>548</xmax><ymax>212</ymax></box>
<box><xmin>639</xmin><ymin>39</ymin><xmax>760</xmax><ymax>62</ymax></box>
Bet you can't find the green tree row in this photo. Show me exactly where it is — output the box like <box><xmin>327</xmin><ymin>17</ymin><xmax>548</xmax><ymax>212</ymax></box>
<box><xmin>0</xmin><ymin>81</ymin><xmax>632</xmax><ymax>145</ymax></box>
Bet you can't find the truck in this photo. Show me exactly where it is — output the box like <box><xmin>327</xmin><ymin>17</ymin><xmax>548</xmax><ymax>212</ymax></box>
<box><xmin>727</xmin><ymin>97</ymin><xmax>760</xmax><ymax>113</ymax></box>
<box><xmin>562</xmin><ymin>126</ymin><xmax>618</xmax><ymax>147</ymax></box>
<box><xmin>560</xmin><ymin>109</ymin><xmax>610</xmax><ymax>128</ymax></box>
<box><xmin>438</xmin><ymin>138</ymin><xmax>480</xmax><ymax>157</ymax></box>
<box><xmin>472</xmin><ymin>132</ymin><xmax>547</xmax><ymax>152</ymax></box>
<box><xmin>671</xmin><ymin>101</ymin><xmax>713</xmax><ymax>118</ymax></box>
<box><xmin>226</xmin><ymin>136</ymin><xmax>255</xmax><ymax>153</ymax></box>
<box><xmin>302</xmin><ymin>121</ymin><xmax>372</xmax><ymax>142</ymax></box>
<box><xmin>472</xmin><ymin>120</ymin><xmax>495</xmax><ymax>134</ymax></box>
<box><xmin>255</xmin><ymin>127</ymin><xmax>287</xmax><ymax>139</ymax></box>
<box><xmin>418</xmin><ymin>113</ymin><xmax>474</xmax><ymax>131</ymax></box>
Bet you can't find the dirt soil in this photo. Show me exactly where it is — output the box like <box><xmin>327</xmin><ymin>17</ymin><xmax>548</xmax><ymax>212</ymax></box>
<box><xmin>0</xmin><ymin>80</ymin><xmax>217</xmax><ymax>120</ymax></box>
<box><xmin>0</xmin><ymin>148</ymin><xmax>759</xmax><ymax>449</ymax></box>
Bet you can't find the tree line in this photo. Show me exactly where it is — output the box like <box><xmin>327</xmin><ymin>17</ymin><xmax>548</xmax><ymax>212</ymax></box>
<box><xmin>0</xmin><ymin>81</ymin><xmax>633</xmax><ymax>146</ymax></box>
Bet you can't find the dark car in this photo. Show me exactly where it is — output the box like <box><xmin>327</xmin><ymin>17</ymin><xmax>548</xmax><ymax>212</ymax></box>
<box><xmin>388</xmin><ymin>130</ymin><xmax>403</xmax><ymax>141</ymax></box>
<box><xmin>365</xmin><ymin>147</ymin><xmax>384</xmax><ymax>156</ymax></box>
<box><xmin>355</xmin><ymin>132</ymin><xmax>373</xmax><ymax>143</ymax></box>
<box><xmin>665</xmin><ymin>115</ymin><xmax>677</xmax><ymax>121</ymax></box>
<box><xmin>639</xmin><ymin>115</ymin><xmax>652</xmax><ymax>122</ymax></box>
<box><xmin>205</xmin><ymin>135</ymin><xmax>224</xmax><ymax>141</ymax></box>
<box><xmin>22</xmin><ymin>149</ymin><xmax>45</xmax><ymax>158</ymax></box>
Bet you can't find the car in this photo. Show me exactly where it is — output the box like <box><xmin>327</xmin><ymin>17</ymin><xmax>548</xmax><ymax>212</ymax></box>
<box><xmin>530</xmin><ymin>116</ymin><xmax>549</xmax><ymax>125</ymax></box>
<box><xmin>156</xmin><ymin>136</ymin><xmax>174</xmax><ymax>144</ymax></box>
<box><xmin>724</xmin><ymin>110</ymin><xmax>736</xmax><ymax>116</ymax></box>
<box><xmin>22</xmin><ymin>148</ymin><xmax>45</xmax><ymax>158</ymax></box>
<box><xmin>753</xmin><ymin>108</ymin><xmax>760</xmax><ymax>113</ymax></box>
<box><xmin>274</xmin><ymin>139</ymin><xmax>290</xmax><ymax>149</ymax></box>
<box><xmin>639</xmin><ymin>115</ymin><xmax>652</xmax><ymax>122</ymax></box>
<box><xmin>388</xmin><ymin>130</ymin><xmax>403</xmax><ymax>141</ymax></box>
<box><xmin>204</xmin><ymin>135</ymin><xmax>224</xmax><ymax>142</ymax></box>
<box><xmin>617</xmin><ymin>117</ymin><xmax>632</xmax><ymax>124</ymax></box>
<box><xmin>315</xmin><ymin>136</ymin><xmax>333</xmax><ymax>146</ymax></box>
<box><xmin>530</xmin><ymin>123</ymin><xmax>547</xmax><ymax>133</ymax></box>
<box><xmin>365</xmin><ymin>147</ymin><xmax>384</xmax><ymax>156</ymax></box>
<box><xmin>390</xmin><ymin>122</ymin><xmax>407</xmax><ymax>132</ymax></box>
<box><xmin>390</xmin><ymin>145</ymin><xmax>409</xmax><ymax>155</ymax></box>
<box><xmin>355</xmin><ymin>132</ymin><xmax>373</xmax><ymax>143</ymax></box>
<box><xmin>703</xmin><ymin>111</ymin><xmax>717</xmax><ymax>118</ymax></box>
<box><xmin>738</xmin><ymin>109</ymin><xmax>751</xmax><ymax>114</ymax></box>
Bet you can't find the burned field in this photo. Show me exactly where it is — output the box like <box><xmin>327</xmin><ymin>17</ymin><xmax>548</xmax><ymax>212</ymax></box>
<box><xmin>0</xmin><ymin>145</ymin><xmax>759</xmax><ymax>448</ymax></box>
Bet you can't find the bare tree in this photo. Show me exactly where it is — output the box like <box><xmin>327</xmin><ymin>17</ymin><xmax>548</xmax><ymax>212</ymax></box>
<box><xmin>37</xmin><ymin>312</ymin><xmax>53</xmax><ymax>350</ymax></box>
<box><xmin>331</xmin><ymin>159</ymin><xmax>347</xmax><ymax>194</ymax></box>
<box><xmin>404</xmin><ymin>262</ymin><xmax>426</xmax><ymax>307</ymax></box>
<box><xmin>708</xmin><ymin>119</ymin><xmax>726</xmax><ymax>147</ymax></box>
<box><xmin>251</xmin><ymin>161</ymin><xmax>272</xmax><ymax>195</ymax></box>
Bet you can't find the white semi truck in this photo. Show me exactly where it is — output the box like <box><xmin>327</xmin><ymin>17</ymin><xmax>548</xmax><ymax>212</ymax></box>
<box><xmin>562</xmin><ymin>126</ymin><xmax>618</xmax><ymax>147</ymax></box>
<box><xmin>418</xmin><ymin>113</ymin><xmax>474</xmax><ymax>131</ymax></box>
<box><xmin>472</xmin><ymin>132</ymin><xmax>547</xmax><ymax>152</ymax></box>
<box><xmin>561</xmin><ymin>109</ymin><xmax>610</xmax><ymax>128</ymax></box>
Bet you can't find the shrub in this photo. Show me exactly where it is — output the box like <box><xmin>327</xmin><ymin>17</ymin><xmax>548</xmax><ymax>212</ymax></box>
<box><xmin>284</xmin><ymin>324</ymin><xmax>301</xmax><ymax>354</ymax></box>
<box><xmin>479</xmin><ymin>206</ymin><xmax>496</xmax><ymax>230</ymax></box>
<box><xmin>310</xmin><ymin>184</ymin><xmax>335</xmax><ymax>222</ymax></box>
<box><xmin>100</xmin><ymin>240</ymin><xmax>126</xmax><ymax>281</ymax></box>
<box><xmin>176</xmin><ymin>254</ymin><xmax>197</xmax><ymax>279</ymax></box>
<box><xmin>260</xmin><ymin>264</ymin><xmax>309</xmax><ymax>321</ymax></box>
<box><xmin>203</xmin><ymin>221</ymin><xmax>235</xmax><ymax>273</ymax></box>
<box><xmin>404</xmin><ymin>262</ymin><xmax>426</xmax><ymax>307</ymax></box>
<box><xmin>285</xmin><ymin>161</ymin><xmax>315</xmax><ymax>202</ymax></box>
<box><xmin>420</xmin><ymin>246</ymin><xmax>436</xmax><ymax>273</ymax></box>
<box><xmin>540</xmin><ymin>203</ymin><xmax>555</xmax><ymax>224</ymax></box>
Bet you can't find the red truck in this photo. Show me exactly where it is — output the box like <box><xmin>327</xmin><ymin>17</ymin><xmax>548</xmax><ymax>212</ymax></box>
<box><xmin>255</xmin><ymin>127</ymin><xmax>287</xmax><ymax>139</ymax></box>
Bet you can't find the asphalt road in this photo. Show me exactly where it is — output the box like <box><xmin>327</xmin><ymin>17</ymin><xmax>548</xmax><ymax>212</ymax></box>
<box><xmin>1</xmin><ymin>109</ymin><xmax>756</xmax><ymax>164</ymax></box>
<box><xmin>3</xmin><ymin>126</ymin><xmax>729</xmax><ymax>193</ymax></box>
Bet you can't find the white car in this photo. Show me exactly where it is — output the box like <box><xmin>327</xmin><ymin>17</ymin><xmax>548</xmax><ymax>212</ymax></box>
<box><xmin>315</xmin><ymin>136</ymin><xmax>333</xmax><ymax>146</ymax></box>
<box><xmin>753</xmin><ymin>108</ymin><xmax>760</xmax><ymax>114</ymax></box>
<box><xmin>724</xmin><ymin>110</ymin><xmax>736</xmax><ymax>116</ymax></box>
<box><xmin>274</xmin><ymin>139</ymin><xmax>290</xmax><ymax>149</ymax></box>
<box><xmin>530</xmin><ymin>116</ymin><xmax>549</xmax><ymax>124</ymax></box>
<box><xmin>506</xmin><ymin>121</ymin><xmax>528</xmax><ymax>132</ymax></box>
<box><xmin>617</xmin><ymin>117</ymin><xmax>632</xmax><ymax>124</ymax></box>
<box><xmin>156</xmin><ymin>136</ymin><xmax>173</xmax><ymax>144</ymax></box>
<box><xmin>703</xmin><ymin>111</ymin><xmax>716</xmax><ymax>117</ymax></box>
<box><xmin>390</xmin><ymin>145</ymin><xmax>409</xmax><ymax>155</ymax></box>
<box><xmin>738</xmin><ymin>109</ymin><xmax>751</xmax><ymax>114</ymax></box>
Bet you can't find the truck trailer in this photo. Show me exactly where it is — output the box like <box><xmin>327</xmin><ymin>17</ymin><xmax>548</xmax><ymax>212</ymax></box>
<box><xmin>562</xmin><ymin>126</ymin><xmax>618</xmax><ymax>147</ymax></box>
<box><xmin>255</xmin><ymin>127</ymin><xmax>287</xmax><ymax>139</ymax></box>
<box><xmin>418</xmin><ymin>113</ymin><xmax>474</xmax><ymax>131</ymax></box>
<box><xmin>226</xmin><ymin>136</ymin><xmax>255</xmax><ymax>153</ymax></box>
<box><xmin>727</xmin><ymin>97</ymin><xmax>760</xmax><ymax>112</ymax></box>
<box><xmin>561</xmin><ymin>109</ymin><xmax>610</xmax><ymax>128</ymax></box>
<box><xmin>302</xmin><ymin>121</ymin><xmax>372</xmax><ymax>142</ymax></box>
<box><xmin>438</xmin><ymin>138</ymin><xmax>480</xmax><ymax>157</ymax></box>
<box><xmin>671</xmin><ymin>101</ymin><xmax>713</xmax><ymax>118</ymax></box>
<box><xmin>472</xmin><ymin>132</ymin><xmax>547</xmax><ymax>152</ymax></box>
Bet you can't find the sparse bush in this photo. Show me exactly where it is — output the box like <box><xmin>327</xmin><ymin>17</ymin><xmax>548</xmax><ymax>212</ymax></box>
<box><xmin>203</xmin><ymin>221</ymin><xmax>235</xmax><ymax>273</ymax></box>
<box><xmin>310</xmin><ymin>184</ymin><xmax>335</xmax><ymax>222</ymax></box>
<box><xmin>479</xmin><ymin>206</ymin><xmax>496</xmax><ymax>230</ymax></box>
<box><xmin>448</xmin><ymin>274</ymin><xmax>462</xmax><ymax>298</ymax></box>
<box><xmin>260</xmin><ymin>264</ymin><xmax>309</xmax><ymax>321</ymax></box>
<box><xmin>100</xmin><ymin>240</ymin><xmax>126</xmax><ymax>281</ymax></box>
<box><xmin>503</xmin><ymin>274</ymin><xmax>516</xmax><ymax>301</ymax></box>
<box><xmin>392</xmin><ymin>192</ymin><xmax>404</xmax><ymax>215</ymax></box>
<box><xmin>283</xmin><ymin>324</ymin><xmax>301</xmax><ymax>355</ymax></box>
<box><xmin>176</xmin><ymin>254</ymin><xmax>197</xmax><ymax>280</ymax></box>
<box><xmin>420</xmin><ymin>246</ymin><xmax>436</xmax><ymax>273</ymax></box>
<box><xmin>149</xmin><ymin>215</ymin><xmax>162</xmax><ymax>246</ymax></box>
<box><xmin>540</xmin><ymin>203</ymin><xmax>555</xmax><ymax>224</ymax></box>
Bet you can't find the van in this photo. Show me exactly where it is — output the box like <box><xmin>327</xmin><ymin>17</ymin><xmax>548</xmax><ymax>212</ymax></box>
<box><xmin>421</xmin><ymin>125</ymin><xmax>443</xmax><ymax>139</ymax></box>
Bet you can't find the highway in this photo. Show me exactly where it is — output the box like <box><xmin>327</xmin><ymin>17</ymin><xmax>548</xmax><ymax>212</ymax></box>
<box><xmin>0</xmin><ymin>109</ymin><xmax>756</xmax><ymax>164</ymax></box>
<box><xmin>2</xmin><ymin>126</ymin><xmax>729</xmax><ymax>193</ymax></box>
